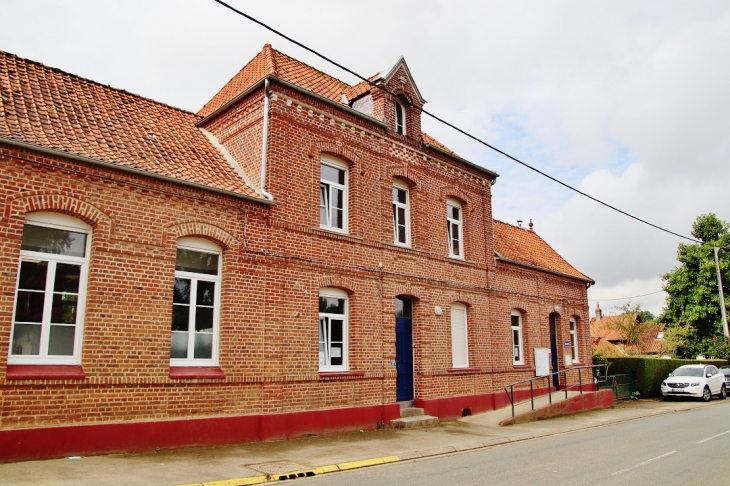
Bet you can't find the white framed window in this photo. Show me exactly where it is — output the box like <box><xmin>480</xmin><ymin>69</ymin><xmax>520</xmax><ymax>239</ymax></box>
<box><xmin>9</xmin><ymin>212</ymin><xmax>91</xmax><ymax>365</ymax></box>
<box><xmin>450</xmin><ymin>303</ymin><xmax>468</xmax><ymax>368</ymax></box>
<box><xmin>392</xmin><ymin>181</ymin><xmax>411</xmax><ymax>246</ymax></box>
<box><xmin>570</xmin><ymin>318</ymin><xmax>579</xmax><ymax>363</ymax></box>
<box><xmin>319</xmin><ymin>156</ymin><xmax>348</xmax><ymax>233</ymax></box>
<box><xmin>511</xmin><ymin>311</ymin><xmax>524</xmax><ymax>365</ymax></box>
<box><xmin>319</xmin><ymin>288</ymin><xmax>348</xmax><ymax>372</ymax></box>
<box><xmin>395</xmin><ymin>101</ymin><xmax>406</xmax><ymax>135</ymax></box>
<box><xmin>447</xmin><ymin>199</ymin><xmax>464</xmax><ymax>259</ymax></box>
<box><xmin>170</xmin><ymin>237</ymin><xmax>221</xmax><ymax>367</ymax></box>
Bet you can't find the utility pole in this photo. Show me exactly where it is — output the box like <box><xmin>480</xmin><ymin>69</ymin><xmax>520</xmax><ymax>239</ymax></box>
<box><xmin>714</xmin><ymin>247</ymin><xmax>729</xmax><ymax>338</ymax></box>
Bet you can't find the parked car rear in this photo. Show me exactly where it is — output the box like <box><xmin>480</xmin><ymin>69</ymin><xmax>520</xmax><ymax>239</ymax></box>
<box><xmin>720</xmin><ymin>368</ymin><xmax>730</xmax><ymax>393</ymax></box>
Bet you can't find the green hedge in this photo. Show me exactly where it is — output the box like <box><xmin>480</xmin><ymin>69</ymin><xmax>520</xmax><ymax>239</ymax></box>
<box><xmin>605</xmin><ymin>357</ymin><xmax>728</xmax><ymax>397</ymax></box>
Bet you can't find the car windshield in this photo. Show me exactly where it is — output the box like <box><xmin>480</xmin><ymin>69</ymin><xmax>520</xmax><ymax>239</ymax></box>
<box><xmin>672</xmin><ymin>367</ymin><xmax>704</xmax><ymax>377</ymax></box>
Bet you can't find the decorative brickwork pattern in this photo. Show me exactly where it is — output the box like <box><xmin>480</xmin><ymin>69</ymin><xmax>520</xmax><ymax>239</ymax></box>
<box><xmin>0</xmin><ymin>46</ymin><xmax>592</xmax><ymax>459</ymax></box>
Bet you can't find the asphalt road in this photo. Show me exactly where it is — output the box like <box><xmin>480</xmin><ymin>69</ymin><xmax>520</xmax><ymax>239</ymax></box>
<box><xmin>301</xmin><ymin>401</ymin><xmax>730</xmax><ymax>486</ymax></box>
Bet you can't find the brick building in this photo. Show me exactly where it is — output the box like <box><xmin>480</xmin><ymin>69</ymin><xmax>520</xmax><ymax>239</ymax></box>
<box><xmin>0</xmin><ymin>45</ymin><xmax>593</xmax><ymax>460</ymax></box>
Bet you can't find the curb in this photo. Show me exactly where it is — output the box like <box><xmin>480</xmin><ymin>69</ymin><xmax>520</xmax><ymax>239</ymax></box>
<box><xmin>180</xmin><ymin>455</ymin><xmax>400</xmax><ymax>486</ymax></box>
<box><xmin>179</xmin><ymin>401</ymin><xmax>723</xmax><ymax>486</ymax></box>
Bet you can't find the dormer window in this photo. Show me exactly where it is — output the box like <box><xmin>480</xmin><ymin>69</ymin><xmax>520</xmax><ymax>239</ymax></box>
<box><xmin>395</xmin><ymin>101</ymin><xmax>406</xmax><ymax>135</ymax></box>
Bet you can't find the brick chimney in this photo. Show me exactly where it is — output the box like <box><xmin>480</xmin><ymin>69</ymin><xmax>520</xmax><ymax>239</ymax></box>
<box><xmin>595</xmin><ymin>303</ymin><xmax>602</xmax><ymax>322</ymax></box>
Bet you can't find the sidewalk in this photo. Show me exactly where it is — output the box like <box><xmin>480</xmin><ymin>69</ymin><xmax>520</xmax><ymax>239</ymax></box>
<box><xmin>1</xmin><ymin>395</ymin><xmax>723</xmax><ymax>486</ymax></box>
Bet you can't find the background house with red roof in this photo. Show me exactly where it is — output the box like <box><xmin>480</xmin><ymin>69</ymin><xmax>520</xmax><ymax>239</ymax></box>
<box><xmin>590</xmin><ymin>304</ymin><xmax>666</xmax><ymax>356</ymax></box>
<box><xmin>0</xmin><ymin>45</ymin><xmax>592</xmax><ymax>460</ymax></box>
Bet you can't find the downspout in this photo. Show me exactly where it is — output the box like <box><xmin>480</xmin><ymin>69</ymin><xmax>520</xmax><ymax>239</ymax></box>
<box><xmin>260</xmin><ymin>78</ymin><xmax>274</xmax><ymax>201</ymax></box>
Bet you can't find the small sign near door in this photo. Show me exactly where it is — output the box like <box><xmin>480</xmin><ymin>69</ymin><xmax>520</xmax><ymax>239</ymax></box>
<box><xmin>564</xmin><ymin>340</ymin><xmax>571</xmax><ymax>348</ymax></box>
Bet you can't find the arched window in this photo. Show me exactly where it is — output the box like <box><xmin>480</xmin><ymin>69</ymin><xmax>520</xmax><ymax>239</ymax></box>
<box><xmin>10</xmin><ymin>212</ymin><xmax>91</xmax><ymax>364</ymax></box>
<box><xmin>320</xmin><ymin>155</ymin><xmax>348</xmax><ymax>233</ymax></box>
<box><xmin>447</xmin><ymin>199</ymin><xmax>464</xmax><ymax>258</ymax></box>
<box><xmin>570</xmin><ymin>318</ymin><xmax>579</xmax><ymax>363</ymax></box>
<box><xmin>392</xmin><ymin>180</ymin><xmax>411</xmax><ymax>246</ymax></box>
<box><xmin>170</xmin><ymin>237</ymin><xmax>221</xmax><ymax>366</ymax></box>
<box><xmin>511</xmin><ymin>311</ymin><xmax>524</xmax><ymax>365</ymax></box>
<box><xmin>451</xmin><ymin>303</ymin><xmax>468</xmax><ymax>368</ymax></box>
<box><xmin>319</xmin><ymin>288</ymin><xmax>348</xmax><ymax>371</ymax></box>
<box><xmin>395</xmin><ymin>101</ymin><xmax>406</xmax><ymax>135</ymax></box>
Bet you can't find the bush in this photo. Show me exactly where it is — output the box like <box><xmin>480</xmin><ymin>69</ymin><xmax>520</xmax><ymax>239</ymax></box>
<box><xmin>605</xmin><ymin>357</ymin><xmax>728</xmax><ymax>397</ymax></box>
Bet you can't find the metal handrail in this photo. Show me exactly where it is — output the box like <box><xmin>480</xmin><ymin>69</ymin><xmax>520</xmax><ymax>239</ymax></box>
<box><xmin>503</xmin><ymin>364</ymin><xmax>609</xmax><ymax>418</ymax></box>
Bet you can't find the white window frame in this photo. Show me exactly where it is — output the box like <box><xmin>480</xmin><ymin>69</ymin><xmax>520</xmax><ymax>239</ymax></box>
<box><xmin>570</xmin><ymin>318</ymin><xmax>579</xmax><ymax>363</ymax></box>
<box><xmin>9</xmin><ymin>212</ymin><xmax>91</xmax><ymax>365</ymax></box>
<box><xmin>318</xmin><ymin>287</ymin><xmax>348</xmax><ymax>372</ymax></box>
<box><xmin>395</xmin><ymin>101</ymin><xmax>406</xmax><ymax>135</ymax></box>
<box><xmin>511</xmin><ymin>311</ymin><xmax>524</xmax><ymax>365</ymax></box>
<box><xmin>450</xmin><ymin>303</ymin><xmax>469</xmax><ymax>368</ymax></box>
<box><xmin>170</xmin><ymin>237</ymin><xmax>221</xmax><ymax>367</ymax></box>
<box><xmin>319</xmin><ymin>156</ymin><xmax>348</xmax><ymax>233</ymax></box>
<box><xmin>447</xmin><ymin>199</ymin><xmax>464</xmax><ymax>259</ymax></box>
<box><xmin>392</xmin><ymin>181</ymin><xmax>411</xmax><ymax>247</ymax></box>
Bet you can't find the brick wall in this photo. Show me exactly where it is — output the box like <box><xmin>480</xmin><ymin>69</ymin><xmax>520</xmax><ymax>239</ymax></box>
<box><xmin>0</xmin><ymin>75</ymin><xmax>589</xmax><ymax>436</ymax></box>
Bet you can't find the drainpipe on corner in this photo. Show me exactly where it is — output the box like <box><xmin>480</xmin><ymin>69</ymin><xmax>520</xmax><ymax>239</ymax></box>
<box><xmin>260</xmin><ymin>78</ymin><xmax>274</xmax><ymax>201</ymax></box>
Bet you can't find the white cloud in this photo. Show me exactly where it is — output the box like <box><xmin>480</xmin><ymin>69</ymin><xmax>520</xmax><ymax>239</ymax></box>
<box><xmin>2</xmin><ymin>0</ymin><xmax>730</xmax><ymax>320</ymax></box>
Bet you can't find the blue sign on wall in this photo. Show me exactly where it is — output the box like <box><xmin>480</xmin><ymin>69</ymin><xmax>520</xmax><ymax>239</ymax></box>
<box><xmin>564</xmin><ymin>340</ymin><xmax>571</xmax><ymax>348</ymax></box>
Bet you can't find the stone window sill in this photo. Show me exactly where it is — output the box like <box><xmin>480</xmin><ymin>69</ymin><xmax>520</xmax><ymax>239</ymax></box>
<box><xmin>6</xmin><ymin>365</ymin><xmax>85</xmax><ymax>380</ymax></box>
<box><xmin>312</xmin><ymin>227</ymin><xmax>363</xmax><ymax>241</ymax></box>
<box><xmin>169</xmin><ymin>367</ymin><xmax>225</xmax><ymax>379</ymax></box>
<box><xmin>447</xmin><ymin>367</ymin><xmax>480</xmax><ymax>373</ymax></box>
<box><xmin>318</xmin><ymin>371</ymin><xmax>365</xmax><ymax>379</ymax></box>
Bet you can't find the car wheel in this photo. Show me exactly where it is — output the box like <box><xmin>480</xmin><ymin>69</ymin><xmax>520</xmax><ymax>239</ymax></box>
<box><xmin>720</xmin><ymin>384</ymin><xmax>727</xmax><ymax>400</ymax></box>
<box><xmin>702</xmin><ymin>386</ymin><xmax>712</xmax><ymax>402</ymax></box>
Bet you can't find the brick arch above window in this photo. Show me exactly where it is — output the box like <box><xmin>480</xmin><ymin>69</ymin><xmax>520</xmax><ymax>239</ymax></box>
<box><xmin>388</xmin><ymin>85</ymin><xmax>419</xmax><ymax>106</ymax></box>
<box><xmin>164</xmin><ymin>222</ymin><xmax>237</xmax><ymax>250</ymax></box>
<box><xmin>316</xmin><ymin>275</ymin><xmax>356</xmax><ymax>295</ymax></box>
<box><xmin>548</xmin><ymin>305</ymin><xmax>563</xmax><ymax>317</ymax></box>
<box><xmin>439</xmin><ymin>186</ymin><xmax>471</xmax><ymax>208</ymax></box>
<box><xmin>387</xmin><ymin>165</ymin><xmax>421</xmax><ymax>189</ymax></box>
<box><xmin>448</xmin><ymin>292</ymin><xmax>473</xmax><ymax>307</ymax></box>
<box><xmin>510</xmin><ymin>301</ymin><xmax>530</xmax><ymax>314</ymax></box>
<box><xmin>387</xmin><ymin>282</ymin><xmax>423</xmax><ymax>300</ymax></box>
<box><xmin>6</xmin><ymin>193</ymin><xmax>112</xmax><ymax>239</ymax></box>
<box><xmin>309</xmin><ymin>142</ymin><xmax>360</xmax><ymax>171</ymax></box>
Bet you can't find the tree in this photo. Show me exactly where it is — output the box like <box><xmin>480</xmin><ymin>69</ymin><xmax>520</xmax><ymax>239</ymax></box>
<box><xmin>604</xmin><ymin>302</ymin><xmax>660</xmax><ymax>355</ymax></box>
<box><xmin>638</xmin><ymin>309</ymin><xmax>655</xmax><ymax>323</ymax></box>
<box><xmin>660</xmin><ymin>213</ymin><xmax>730</xmax><ymax>358</ymax></box>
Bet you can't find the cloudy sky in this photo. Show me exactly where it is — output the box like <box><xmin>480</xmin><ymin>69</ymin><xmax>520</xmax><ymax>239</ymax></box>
<box><xmin>3</xmin><ymin>1</ymin><xmax>729</xmax><ymax>317</ymax></box>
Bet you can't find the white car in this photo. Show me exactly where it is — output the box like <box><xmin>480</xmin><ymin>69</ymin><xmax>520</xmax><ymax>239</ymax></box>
<box><xmin>661</xmin><ymin>364</ymin><xmax>727</xmax><ymax>401</ymax></box>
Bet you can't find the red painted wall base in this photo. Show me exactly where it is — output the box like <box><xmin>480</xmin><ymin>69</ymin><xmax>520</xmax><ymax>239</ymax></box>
<box><xmin>0</xmin><ymin>403</ymin><xmax>401</xmax><ymax>462</ymax></box>
<box><xmin>414</xmin><ymin>387</ymin><xmax>555</xmax><ymax>420</ymax></box>
<box><xmin>498</xmin><ymin>389</ymin><xmax>614</xmax><ymax>426</ymax></box>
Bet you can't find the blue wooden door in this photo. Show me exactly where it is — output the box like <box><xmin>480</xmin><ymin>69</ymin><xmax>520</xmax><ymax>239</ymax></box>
<box><xmin>550</xmin><ymin>334</ymin><xmax>559</xmax><ymax>389</ymax></box>
<box><xmin>550</xmin><ymin>315</ymin><xmax>559</xmax><ymax>390</ymax></box>
<box><xmin>396</xmin><ymin>316</ymin><xmax>414</xmax><ymax>401</ymax></box>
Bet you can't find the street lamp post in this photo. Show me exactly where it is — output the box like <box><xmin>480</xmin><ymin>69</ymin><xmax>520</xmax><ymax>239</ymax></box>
<box><xmin>713</xmin><ymin>247</ymin><xmax>730</xmax><ymax>338</ymax></box>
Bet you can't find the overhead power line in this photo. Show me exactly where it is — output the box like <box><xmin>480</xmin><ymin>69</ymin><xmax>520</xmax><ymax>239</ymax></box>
<box><xmin>212</xmin><ymin>0</ymin><xmax>699</xmax><ymax>243</ymax></box>
<box><xmin>588</xmin><ymin>289</ymin><xmax>666</xmax><ymax>302</ymax></box>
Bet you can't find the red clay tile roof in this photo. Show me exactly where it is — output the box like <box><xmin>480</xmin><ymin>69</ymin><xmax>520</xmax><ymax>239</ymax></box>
<box><xmin>591</xmin><ymin>318</ymin><xmax>666</xmax><ymax>355</ymax></box>
<box><xmin>0</xmin><ymin>50</ymin><xmax>261</xmax><ymax>198</ymax></box>
<box><xmin>343</xmin><ymin>80</ymin><xmax>373</xmax><ymax>102</ymax></box>
<box><xmin>493</xmin><ymin>220</ymin><xmax>592</xmax><ymax>282</ymax></box>
<box><xmin>589</xmin><ymin>316</ymin><xmax>627</xmax><ymax>341</ymax></box>
<box><xmin>592</xmin><ymin>337</ymin><xmax>625</xmax><ymax>356</ymax></box>
<box><xmin>198</xmin><ymin>45</ymin><xmax>468</xmax><ymax>168</ymax></box>
<box><xmin>199</xmin><ymin>44</ymin><xmax>351</xmax><ymax>118</ymax></box>
<box><xmin>422</xmin><ymin>132</ymin><xmax>458</xmax><ymax>155</ymax></box>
